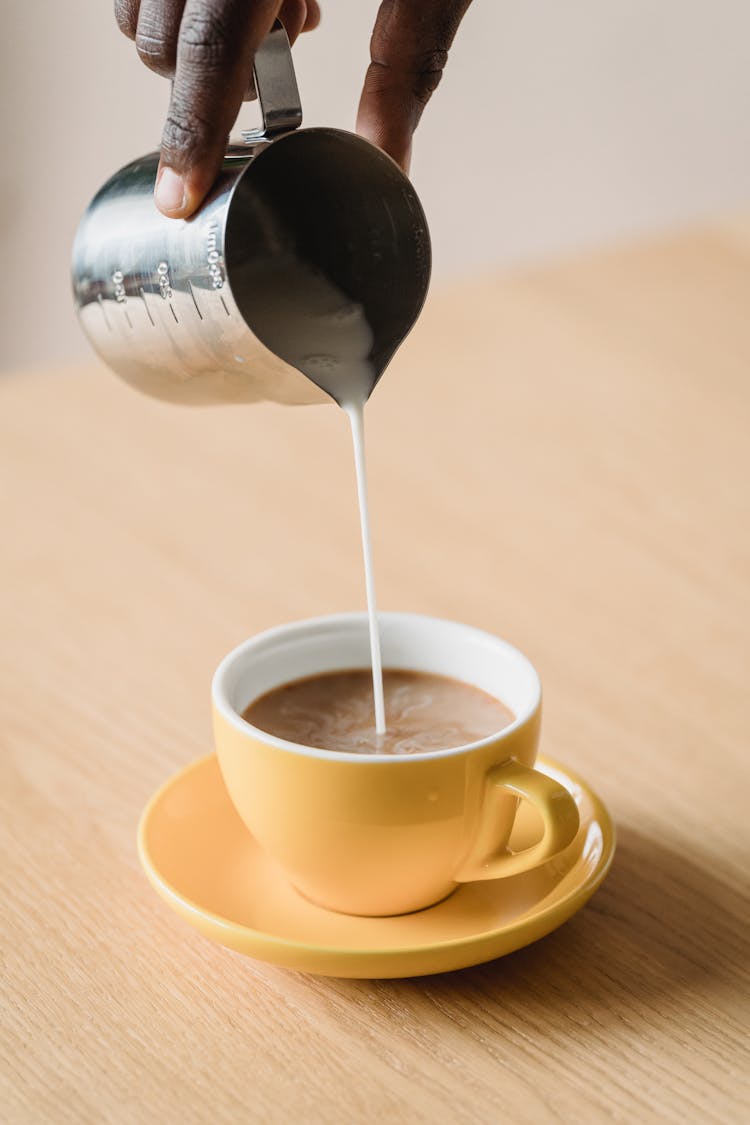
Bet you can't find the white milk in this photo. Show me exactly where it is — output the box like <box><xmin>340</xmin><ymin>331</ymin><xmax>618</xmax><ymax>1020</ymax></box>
<box><xmin>247</xmin><ymin>258</ymin><xmax>387</xmax><ymax>733</ymax></box>
<box><xmin>343</xmin><ymin>401</ymin><xmax>386</xmax><ymax>735</ymax></box>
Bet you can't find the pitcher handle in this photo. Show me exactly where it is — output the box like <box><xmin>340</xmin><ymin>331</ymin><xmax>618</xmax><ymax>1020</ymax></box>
<box><xmin>241</xmin><ymin>19</ymin><xmax>303</xmax><ymax>142</ymax></box>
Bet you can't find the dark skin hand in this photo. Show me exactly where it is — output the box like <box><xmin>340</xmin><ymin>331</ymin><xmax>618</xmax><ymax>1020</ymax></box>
<box><xmin>115</xmin><ymin>0</ymin><xmax>473</xmax><ymax>218</ymax></box>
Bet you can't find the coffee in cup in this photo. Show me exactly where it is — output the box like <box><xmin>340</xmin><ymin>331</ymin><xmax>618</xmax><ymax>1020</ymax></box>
<box><xmin>243</xmin><ymin>668</ymin><xmax>515</xmax><ymax>755</ymax></box>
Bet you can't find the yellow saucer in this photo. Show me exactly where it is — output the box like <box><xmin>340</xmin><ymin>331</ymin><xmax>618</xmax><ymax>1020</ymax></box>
<box><xmin>138</xmin><ymin>754</ymin><xmax>615</xmax><ymax>978</ymax></box>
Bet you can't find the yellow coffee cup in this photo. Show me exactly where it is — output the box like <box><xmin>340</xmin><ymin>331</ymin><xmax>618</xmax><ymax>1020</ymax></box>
<box><xmin>213</xmin><ymin>613</ymin><xmax>579</xmax><ymax>916</ymax></box>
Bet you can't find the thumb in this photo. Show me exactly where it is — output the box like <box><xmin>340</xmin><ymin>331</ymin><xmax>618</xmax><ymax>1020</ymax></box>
<box><xmin>356</xmin><ymin>0</ymin><xmax>473</xmax><ymax>172</ymax></box>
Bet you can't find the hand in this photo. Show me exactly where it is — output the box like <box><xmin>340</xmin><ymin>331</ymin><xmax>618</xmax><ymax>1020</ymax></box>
<box><xmin>115</xmin><ymin>0</ymin><xmax>473</xmax><ymax>218</ymax></box>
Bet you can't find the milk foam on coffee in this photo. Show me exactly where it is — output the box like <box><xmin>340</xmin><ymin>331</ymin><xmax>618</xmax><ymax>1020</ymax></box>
<box><xmin>243</xmin><ymin>669</ymin><xmax>515</xmax><ymax>755</ymax></box>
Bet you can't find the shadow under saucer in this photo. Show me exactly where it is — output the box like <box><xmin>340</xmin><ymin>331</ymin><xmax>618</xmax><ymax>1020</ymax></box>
<box><xmin>390</xmin><ymin>823</ymin><xmax>749</xmax><ymax>1009</ymax></box>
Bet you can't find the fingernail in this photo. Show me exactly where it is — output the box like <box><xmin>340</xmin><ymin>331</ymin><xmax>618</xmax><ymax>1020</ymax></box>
<box><xmin>155</xmin><ymin>167</ymin><xmax>186</xmax><ymax>214</ymax></box>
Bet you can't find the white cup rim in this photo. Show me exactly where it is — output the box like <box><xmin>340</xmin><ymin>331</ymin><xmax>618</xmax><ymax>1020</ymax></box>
<box><xmin>212</xmin><ymin>611</ymin><xmax>541</xmax><ymax>764</ymax></box>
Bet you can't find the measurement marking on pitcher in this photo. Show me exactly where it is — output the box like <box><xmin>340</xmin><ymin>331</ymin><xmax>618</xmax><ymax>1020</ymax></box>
<box><xmin>139</xmin><ymin>288</ymin><xmax>156</xmax><ymax>326</ymax></box>
<box><xmin>97</xmin><ymin>294</ymin><xmax>112</xmax><ymax>331</ymax></box>
<box><xmin>157</xmin><ymin>261</ymin><xmax>173</xmax><ymax>300</ymax></box>
<box><xmin>206</xmin><ymin>222</ymin><xmax>225</xmax><ymax>289</ymax></box>
<box><xmin>219</xmin><ymin>296</ymin><xmax>230</xmax><ymax>317</ymax></box>
<box><xmin>187</xmin><ymin>280</ymin><xmax>203</xmax><ymax>320</ymax></box>
<box><xmin>109</xmin><ymin>268</ymin><xmax>131</xmax><ymax>329</ymax></box>
<box><xmin>169</xmin><ymin>303</ymin><xmax>179</xmax><ymax>324</ymax></box>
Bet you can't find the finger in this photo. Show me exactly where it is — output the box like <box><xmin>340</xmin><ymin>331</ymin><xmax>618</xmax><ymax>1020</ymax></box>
<box><xmin>356</xmin><ymin>0</ymin><xmax>473</xmax><ymax>172</ymax></box>
<box><xmin>302</xmin><ymin>1</ymin><xmax>321</xmax><ymax>31</ymax></box>
<box><xmin>155</xmin><ymin>0</ymin><xmax>279</xmax><ymax>218</ymax></box>
<box><xmin>278</xmin><ymin>0</ymin><xmax>309</xmax><ymax>44</ymax></box>
<box><xmin>114</xmin><ymin>0</ymin><xmax>141</xmax><ymax>39</ymax></box>
<box><xmin>135</xmin><ymin>0</ymin><xmax>186</xmax><ymax>77</ymax></box>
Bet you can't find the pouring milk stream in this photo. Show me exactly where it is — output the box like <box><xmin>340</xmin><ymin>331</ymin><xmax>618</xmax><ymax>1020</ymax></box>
<box><xmin>71</xmin><ymin>21</ymin><xmax>430</xmax><ymax>738</ymax></box>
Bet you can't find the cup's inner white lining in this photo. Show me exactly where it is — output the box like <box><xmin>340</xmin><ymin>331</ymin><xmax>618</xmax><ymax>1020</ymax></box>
<box><xmin>223</xmin><ymin>615</ymin><xmax>538</xmax><ymax>723</ymax></box>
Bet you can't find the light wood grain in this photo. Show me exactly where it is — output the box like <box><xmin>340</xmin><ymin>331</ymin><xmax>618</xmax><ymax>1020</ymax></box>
<box><xmin>2</xmin><ymin>220</ymin><xmax>749</xmax><ymax>1124</ymax></box>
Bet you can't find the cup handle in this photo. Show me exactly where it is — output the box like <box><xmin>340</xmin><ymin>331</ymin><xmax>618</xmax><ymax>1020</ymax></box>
<box><xmin>456</xmin><ymin>759</ymin><xmax>580</xmax><ymax>882</ymax></box>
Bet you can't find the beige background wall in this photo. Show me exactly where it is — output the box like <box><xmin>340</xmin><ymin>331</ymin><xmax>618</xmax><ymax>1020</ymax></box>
<box><xmin>2</xmin><ymin>0</ymin><xmax>749</xmax><ymax>370</ymax></box>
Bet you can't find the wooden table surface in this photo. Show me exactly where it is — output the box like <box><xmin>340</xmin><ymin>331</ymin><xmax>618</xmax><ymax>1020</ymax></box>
<box><xmin>2</xmin><ymin>219</ymin><xmax>749</xmax><ymax>1124</ymax></box>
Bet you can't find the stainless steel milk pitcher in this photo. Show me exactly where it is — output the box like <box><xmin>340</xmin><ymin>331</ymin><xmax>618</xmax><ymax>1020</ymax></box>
<box><xmin>71</xmin><ymin>21</ymin><xmax>431</xmax><ymax>408</ymax></box>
